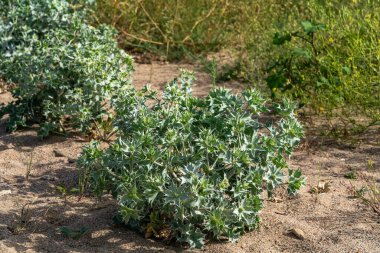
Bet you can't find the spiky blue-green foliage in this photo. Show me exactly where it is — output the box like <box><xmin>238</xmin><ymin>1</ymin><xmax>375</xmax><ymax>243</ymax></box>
<box><xmin>0</xmin><ymin>0</ymin><xmax>133</xmax><ymax>137</ymax></box>
<box><xmin>78</xmin><ymin>71</ymin><xmax>304</xmax><ymax>248</ymax></box>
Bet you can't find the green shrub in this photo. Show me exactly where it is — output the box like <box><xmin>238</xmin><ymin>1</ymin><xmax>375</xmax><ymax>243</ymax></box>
<box><xmin>78</xmin><ymin>71</ymin><xmax>304</xmax><ymax>248</ymax></box>
<box><xmin>264</xmin><ymin>1</ymin><xmax>380</xmax><ymax>133</ymax></box>
<box><xmin>0</xmin><ymin>0</ymin><xmax>133</xmax><ymax>137</ymax></box>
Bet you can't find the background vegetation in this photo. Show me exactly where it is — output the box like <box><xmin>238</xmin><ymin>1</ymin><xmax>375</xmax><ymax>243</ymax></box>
<box><xmin>93</xmin><ymin>0</ymin><xmax>380</xmax><ymax>134</ymax></box>
<box><xmin>93</xmin><ymin>0</ymin><xmax>250</xmax><ymax>59</ymax></box>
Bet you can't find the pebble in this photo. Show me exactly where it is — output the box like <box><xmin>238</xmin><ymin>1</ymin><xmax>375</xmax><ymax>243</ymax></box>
<box><xmin>0</xmin><ymin>190</ymin><xmax>12</xmax><ymax>196</ymax></box>
<box><xmin>53</xmin><ymin>150</ymin><xmax>65</xmax><ymax>157</ymax></box>
<box><xmin>39</xmin><ymin>175</ymin><xmax>58</xmax><ymax>181</ymax></box>
<box><xmin>289</xmin><ymin>228</ymin><xmax>305</xmax><ymax>240</ymax></box>
<box><xmin>6</xmin><ymin>144</ymin><xmax>15</xmax><ymax>149</ymax></box>
<box><xmin>0</xmin><ymin>228</ymin><xmax>12</xmax><ymax>240</ymax></box>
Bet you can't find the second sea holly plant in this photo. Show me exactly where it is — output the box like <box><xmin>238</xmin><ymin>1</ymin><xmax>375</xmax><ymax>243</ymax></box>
<box><xmin>0</xmin><ymin>0</ymin><xmax>133</xmax><ymax>137</ymax></box>
<box><xmin>78</xmin><ymin>71</ymin><xmax>305</xmax><ymax>248</ymax></box>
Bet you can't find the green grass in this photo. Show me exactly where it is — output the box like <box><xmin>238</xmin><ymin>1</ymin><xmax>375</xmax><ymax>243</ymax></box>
<box><xmin>92</xmin><ymin>0</ymin><xmax>379</xmax><ymax>134</ymax></box>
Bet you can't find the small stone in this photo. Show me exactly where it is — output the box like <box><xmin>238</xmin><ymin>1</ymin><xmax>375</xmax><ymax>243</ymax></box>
<box><xmin>53</xmin><ymin>150</ymin><xmax>65</xmax><ymax>157</ymax></box>
<box><xmin>0</xmin><ymin>190</ymin><xmax>11</xmax><ymax>196</ymax></box>
<box><xmin>289</xmin><ymin>228</ymin><xmax>305</xmax><ymax>240</ymax></box>
<box><xmin>145</xmin><ymin>231</ymin><xmax>153</xmax><ymax>239</ymax></box>
<box><xmin>68</xmin><ymin>158</ymin><xmax>76</xmax><ymax>164</ymax></box>
<box><xmin>6</xmin><ymin>144</ymin><xmax>15</xmax><ymax>149</ymax></box>
<box><xmin>39</xmin><ymin>175</ymin><xmax>58</xmax><ymax>181</ymax></box>
<box><xmin>0</xmin><ymin>227</ymin><xmax>12</xmax><ymax>240</ymax></box>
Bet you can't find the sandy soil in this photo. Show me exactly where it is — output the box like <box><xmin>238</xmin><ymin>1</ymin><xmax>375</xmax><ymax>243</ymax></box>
<box><xmin>0</xmin><ymin>62</ymin><xmax>379</xmax><ymax>253</ymax></box>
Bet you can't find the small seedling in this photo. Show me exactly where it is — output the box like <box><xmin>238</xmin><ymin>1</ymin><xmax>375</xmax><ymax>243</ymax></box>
<box><xmin>367</xmin><ymin>159</ymin><xmax>374</xmax><ymax>170</ymax></box>
<box><xmin>355</xmin><ymin>186</ymin><xmax>368</xmax><ymax>198</ymax></box>
<box><xmin>56</xmin><ymin>186</ymin><xmax>80</xmax><ymax>202</ymax></box>
<box><xmin>344</xmin><ymin>171</ymin><xmax>357</xmax><ymax>180</ymax></box>
<box><xmin>58</xmin><ymin>226</ymin><xmax>89</xmax><ymax>240</ymax></box>
<box><xmin>210</xmin><ymin>58</ymin><xmax>217</xmax><ymax>88</ymax></box>
<box><xmin>204</xmin><ymin>57</ymin><xmax>217</xmax><ymax>88</ymax></box>
<box><xmin>363</xmin><ymin>184</ymin><xmax>380</xmax><ymax>215</ymax></box>
<box><xmin>56</xmin><ymin>185</ymin><xmax>68</xmax><ymax>198</ymax></box>
<box><xmin>25</xmin><ymin>152</ymin><xmax>33</xmax><ymax>181</ymax></box>
<box><xmin>8</xmin><ymin>204</ymin><xmax>32</xmax><ymax>234</ymax></box>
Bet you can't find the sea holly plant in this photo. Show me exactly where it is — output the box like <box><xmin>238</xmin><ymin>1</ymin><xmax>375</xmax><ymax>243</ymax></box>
<box><xmin>287</xmin><ymin>168</ymin><xmax>306</xmax><ymax>196</ymax></box>
<box><xmin>0</xmin><ymin>0</ymin><xmax>133</xmax><ymax>137</ymax></box>
<box><xmin>78</xmin><ymin>71</ymin><xmax>304</xmax><ymax>248</ymax></box>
